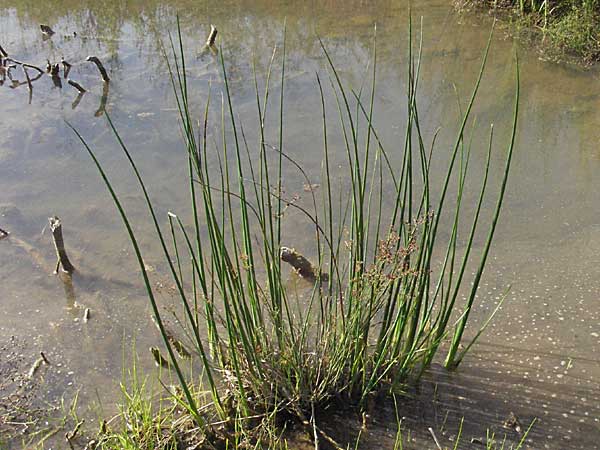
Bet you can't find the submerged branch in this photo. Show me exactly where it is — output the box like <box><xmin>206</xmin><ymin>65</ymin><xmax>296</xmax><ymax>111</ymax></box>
<box><xmin>86</xmin><ymin>56</ymin><xmax>110</xmax><ymax>82</ymax></box>
<box><xmin>67</xmin><ymin>79</ymin><xmax>86</xmax><ymax>93</ymax></box>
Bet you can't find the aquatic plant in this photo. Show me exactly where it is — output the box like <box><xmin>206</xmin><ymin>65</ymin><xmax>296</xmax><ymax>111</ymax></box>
<box><xmin>72</xmin><ymin>17</ymin><xmax>519</xmax><ymax>447</ymax></box>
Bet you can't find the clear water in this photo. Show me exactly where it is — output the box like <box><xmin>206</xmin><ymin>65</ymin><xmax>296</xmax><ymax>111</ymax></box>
<box><xmin>1</xmin><ymin>1</ymin><xmax>599</xmax><ymax>448</ymax></box>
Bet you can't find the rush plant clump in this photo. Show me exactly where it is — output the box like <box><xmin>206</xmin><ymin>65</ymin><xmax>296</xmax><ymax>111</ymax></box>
<box><xmin>73</xmin><ymin>18</ymin><xmax>519</xmax><ymax>449</ymax></box>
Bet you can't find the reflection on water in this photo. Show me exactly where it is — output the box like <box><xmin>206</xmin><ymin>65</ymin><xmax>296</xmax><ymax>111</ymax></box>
<box><xmin>1</xmin><ymin>0</ymin><xmax>599</xmax><ymax>448</ymax></box>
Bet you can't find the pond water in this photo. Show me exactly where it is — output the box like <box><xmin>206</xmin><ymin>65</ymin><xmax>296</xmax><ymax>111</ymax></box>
<box><xmin>1</xmin><ymin>1</ymin><xmax>599</xmax><ymax>448</ymax></box>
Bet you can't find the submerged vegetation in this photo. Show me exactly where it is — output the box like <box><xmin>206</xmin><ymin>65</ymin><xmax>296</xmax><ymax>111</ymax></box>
<box><xmin>459</xmin><ymin>0</ymin><xmax>600</xmax><ymax>63</ymax></box>
<box><xmin>72</xmin><ymin>18</ymin><xmax>520</xmax><ymax>449</ymax></box>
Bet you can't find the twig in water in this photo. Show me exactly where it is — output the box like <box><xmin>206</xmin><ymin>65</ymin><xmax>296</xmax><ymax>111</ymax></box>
<box><xmin>40</xmin><ymin>351</ymin><xmax>50</xmax><ymax>364</ymax></box>
<box><xmin>40</xmin><ymin>24</ymin><xmax>55</xmax><ymax>36</ymax></box>
<box><xmin>27</xmin><ymin>354</ymin><xmax>48</xmax><ymax>378</ymax></box>
<box><xmin>0</xmin><ymin>43</ymin><xmax>7</xmax><ymax>58</ymax></box>
<box><xmin>61</xmin><ymin>57</ymin><xmax>72</xmax><ymax>78</ymax></box>
<box><xmin>86</xmin><ymin>56</ymin><xmax>110</xmax><ymax>82</ymax></box>
<box><xmin>205</xmin><ymin>24</ymin><xmax>218</xmax><ymax>47</ymax></box>
<box><xmin>0</xmin><ymin>227</ymin><xmax>9</xmax><ymax>239</ymax></box>
<box><xmin>65</xmin><ymin>419</ymin><xmax>85</xmax><ymax>449</ymax></box>
<box><xmin>49</xmin><ymin>216</ymin><xmax>76</xmax><ymax>274</ymax></box>
<box><xmin>428</xmin><ymin>427</ymin><xmax>443</xmax><ymax>450</ymax></box>
<box><xmin>68</xmin><ymin>79</ymin><xmax>86</xmax><ymax>93</ymax></box>
<box><xmin>94</xmin><ymin>82</ymin><xmax>110</xmax><ymax>117</ymax></box>
<box><xmin>23</xmin><ymin>67</ymin><xmax>33</xmax><ymax>91</ymax></box>
<box><xmin>72</xmin><ymin>92</ymin><xmax>85</xmax><ymax>110</ymax></box>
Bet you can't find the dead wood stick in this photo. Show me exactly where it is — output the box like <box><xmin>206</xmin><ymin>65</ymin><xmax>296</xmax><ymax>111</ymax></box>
<box><xmin>428</xmin><ymin>427</ymin><xmax>443</xmax><ymax>450</ymax></box>
<box><xmin>205</xmin><ymin>24</ymin><xmax>217</xmax><ymax>47</ymax></box>
<box><xmin>24</xmin><ymin>63</ymin><xmax>44</xmax><ymax>74</ymax></box>
<box><xmin>67</xmin><ymin>79</ymin><xmax>86</xmax><ymax>93</ymax></box>
<box><xmin>49</xmin><ymin>216</ymin><xmax>75</xmax><ymax>274</ymax></box>
<box><xmin>40</xmin><ymin>351</ymin><xmax>50</xmax><ymax>364</ymax></box>
<box><xmin>6</xmin><ymin>65</ymin><xmax>16</xmax><ymax>81</ymax></box>
<box><xmin>86</xmin><ymin>56</ymin><xmax>110</xmax><ymax>82</ymax></box>
<box><xmin>5</xmin><ymin>58</ymin><xmax>44</xmax><ymax>74</ymax></box>
<box><xmin>65</xmin><ymin>419</ymin><xmax>85</xmax><ymax>449</ymax></box>
<box><xmin>40</xmin><ymin>24</ymin><xmax>55</xmax><ymax>36</ymax></box>
<box><xmin>61</xmin><ymin>57</ymin><xmax>72</xmax><ymax>78</ymax></box>
<box><xmin>23</xmin><ymin>67</ymin><xmax>33</xmax><ymax>91</ymax></box>
<box><xmin>0</xmin><ymin>43</ymin><xmax>7</xmax><ymax>58</ymax></box>
<box><xmin>0</xmin><ymin>227</ymin><xmax>9</xmax><ymax>237</ymax></box>
<box><xmin>94</xmin><ymin>82</ymin><xmax>110</xmax><ymax>117</ymax></box>
<box><xmin>72</xmin><ymin>92</ymin><xmax>84</xmax><ymax>110</ymax></box>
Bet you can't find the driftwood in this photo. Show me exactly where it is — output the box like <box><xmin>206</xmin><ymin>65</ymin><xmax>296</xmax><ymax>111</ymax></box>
<box><xmin>0</xmin><ymin>227</ymin><xmax>9</xmax><ymax>238</ymax></box>
<box><xmin>49</xmin><ymin>216</ymin><xmax>75</xmax><ymax>274</ymax></box>
<box><xmin>0</xmin><ymin>43</ymin><xmax>8</xmax><ymax>58</ymax></box>
<box><xmin>86</xmin><ymin>56</ymin><xmax>110</xmax><ymax>82</ymax></box>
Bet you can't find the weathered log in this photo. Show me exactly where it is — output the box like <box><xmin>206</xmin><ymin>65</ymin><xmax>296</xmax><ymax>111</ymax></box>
<box><xmin>49</xmin><ymin>216</ymin><xmax>75</xmax><ymax>273</ymax></box>
<box><xmin>86</xmin><ymin>56</ymin><xmax>110</xmax><ymax>82</ymax></box>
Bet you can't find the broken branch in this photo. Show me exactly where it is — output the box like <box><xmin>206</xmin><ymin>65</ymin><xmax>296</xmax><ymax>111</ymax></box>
<box><xmin>67</xmin><ymin>79</ymin><xmax>86</xmax><ymax>93</ymax></box>
<box><xmin>205</xmin><ymin>24</ymin><xmax>217</xmax><ymax>47</ymax></box>
<box><xmin>61</xmin><ymin>57</ymin><xmax>72</xmax><ymax>78</ymax></box>
<box><xmin>86</xmin><ymin>56</ymin><xmax>110</xmax><ymax>82</ymax></box>
<box><xmin>49</xmin><ymin>216</ymin><xmax>75</xmax><ymax>274</ymax></box>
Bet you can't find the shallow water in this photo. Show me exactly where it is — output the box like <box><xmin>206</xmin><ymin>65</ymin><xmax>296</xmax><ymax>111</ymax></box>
<box><xmin>1</xmin><ymin>1</ymin><xmax>599</xmax><ymax>448</ymax></box>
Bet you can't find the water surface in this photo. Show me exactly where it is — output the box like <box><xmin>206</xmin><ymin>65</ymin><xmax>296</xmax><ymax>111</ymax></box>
<box><xmin>1</xmin><ymin>1</ymin><xmax>599</xmax><ymax>448</ymax></box>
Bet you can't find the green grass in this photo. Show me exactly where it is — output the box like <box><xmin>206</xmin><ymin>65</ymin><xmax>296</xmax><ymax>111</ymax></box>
<box><xmin>72</xmin><ymin>17</ymin><xmax>520</xmax><ymax>449</ymax></box>
<box><xmin>462</xmin><ymin>0</ymin><xmax>600</xmax><ymax>62</ymax></box>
